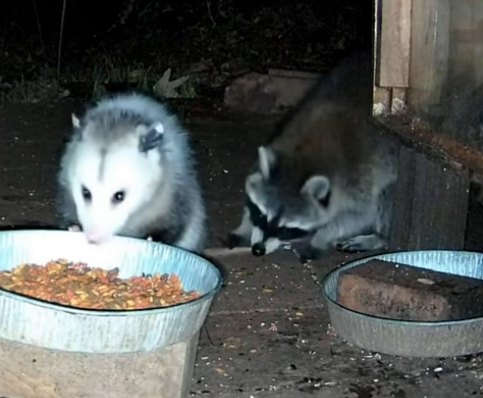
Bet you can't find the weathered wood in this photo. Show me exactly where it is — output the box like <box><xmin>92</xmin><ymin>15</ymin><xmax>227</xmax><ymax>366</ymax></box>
<box><xmin>372</xmin><ymin>0</ymin><xmax>483</xmax><ymax>252</ymax></box>
<box><xmin>372</xmin><ymin>86</ymin><xmax>392</xmax><ymax>116</ymax></box>
<box><xmin>204</xmin><ymin>246</ymin><xmax>251</xmax><ymax>257</ymax></box>
<box><xmin>377</xmin><ymin>113</ymin><xmax>483</xmax><ymax>183</ymax></box>
<box><xmin>449</xmin><ymin>0</ymin><xmax>476</xmax><ymax>82</ymax></box>
<box><xmin>379</xmin><ymin>0</ymin><xmax>411</xmax><ymax>88</ymax></box>
<box><xmin>407</xmin><ymin>0</ymin><xmax>450</xmax><ymax>112</ymax></box>
<box><xmin>372</xmin><ymin>0</ymin><xmax>409</xmax><ymax>116</ymax></box>
<box><xmin>449</xmin><ymin>0</ymin><xmax>483</xmax><ymax>87</ymax></box>
<box><xmin>0</xmin><ymin>332</ymin><xmax>200</xmax><ymax>398</ymax></box>
<box><xmin>389</xmin><ymin>144</ymin><xmax>470</xmax><ymax>251</ymax></box>
<box><xmin>473</xmin><ymin>2</ymin><xmax>483</xmax><ymax>86</ymax></box>
<box><xmin>391</xmin><ymin>87</ymin><xmax>407</xmax><ymax>114</ymax></box>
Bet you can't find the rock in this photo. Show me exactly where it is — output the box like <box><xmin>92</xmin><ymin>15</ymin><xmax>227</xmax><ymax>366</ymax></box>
<box><xmin>337</xmin><ymin>259</ymin><xmax>483</xmax><ymax>321</ymax></box>
<box><xmin>224</xmin><ymin>69</ymin><xmax>321</xmax><ymax>115</ymax></box>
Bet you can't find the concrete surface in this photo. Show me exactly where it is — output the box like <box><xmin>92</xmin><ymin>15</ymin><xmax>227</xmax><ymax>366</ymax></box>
<box><xmin>1</xmin><ymin>101</ymin><xmax>483</xmax><ymax>398</ymax></box>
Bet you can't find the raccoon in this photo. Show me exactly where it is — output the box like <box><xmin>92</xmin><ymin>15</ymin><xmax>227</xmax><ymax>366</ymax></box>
<box><xmin>226</xmin><ymin>52</ymin><xmax>398</xmax><ymax>262</ymax></box>
<box><xmin>56</xmin><ymin>92</ymin><xmax>207</xmax><ymax>254</ymax></box>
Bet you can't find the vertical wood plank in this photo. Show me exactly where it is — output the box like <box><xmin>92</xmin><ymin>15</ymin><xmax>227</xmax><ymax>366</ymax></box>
<box><xmin>472</xmin><ymin>1</ymin><xmax>483</xmax><ymax>87</ymax></box>
<box><xmin>373</xmin><ymin>0</ymin><xmax>382</xmax><ymax>111</ymax></box>
<box><xmin>449</xmin><ymin>0</ymin><xmax>483</xmax><ymax>88</ymax></box>
<box><xmin>389</xmin><ymin>145</ymin><xmax>470</xmax><ymax>251</ymax></box>
<box><xmin>449</xmin><ymin>0</ymin><xmax>475</xmax><ymax>82</ymax></box>
<box><xmin>373</xmin><ymin>86</ymin><xmax>392</xmax><ymax>116</ymax></box>
<box><xmin>388</xmin><ymin>146</ymin><xmax>416</xmax><ymax>249</ymax></box>
<box><xmin>407</xmin><ymin>0</ymin><xmax>450</xmax><ymax>113</ymax></box>
<box><xmin>379</xmin><ymin>0</ymin><xmax>412</xmax><ymax>87</ymax></box>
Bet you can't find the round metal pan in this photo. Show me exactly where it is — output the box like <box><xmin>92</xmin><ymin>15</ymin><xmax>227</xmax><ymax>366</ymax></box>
<box><xmin>322</xmin><ymin>250</ymin><xmax>483</xmax><ymax>358</ymax></box>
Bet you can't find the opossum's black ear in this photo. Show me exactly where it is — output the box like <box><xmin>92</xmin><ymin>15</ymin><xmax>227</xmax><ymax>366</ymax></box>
<box><xmin>258</xmin><ymin>146</ymin><xmax>276</xmax><ymax>180</ymax></box>
<box><xmin>301</xmin><ymin>175</ymin><xmax>331</xmax><ymax>206</ymax></box>
<box><xmin>139</xmin><ymin>122</ymin><xmax>164</xmax><ymax>153</ymax></box>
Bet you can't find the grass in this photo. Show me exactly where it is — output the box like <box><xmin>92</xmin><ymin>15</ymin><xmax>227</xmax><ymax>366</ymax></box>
<box><xmin>0</xmin><ymin>76</ymin><xmax>61</xmax><ymax>103</ymax></box>
<box><xmin>0</xmin><ymin>1</ymin><xmax>369</xmax><ymax>104</ymax></box>
<box><xmin>0</xmin><ymin>55</ymin><xmax>198</xmax><ymax>104</ymax></box>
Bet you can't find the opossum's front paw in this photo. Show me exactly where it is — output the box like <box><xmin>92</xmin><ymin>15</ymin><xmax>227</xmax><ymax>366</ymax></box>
<box><xmin>223</xmin><ymin>233</ymin><xmax>248</xmax><ymax>249</ymax></box>
<box><xmin>295</xmin><ymin>245</ymin><xmax>324</xmax><ymax>264</ymax></box>
<box><xmin>68</xmin><ymin>225</ymin><xmax>81</xmax><ymax>232</ymax></box>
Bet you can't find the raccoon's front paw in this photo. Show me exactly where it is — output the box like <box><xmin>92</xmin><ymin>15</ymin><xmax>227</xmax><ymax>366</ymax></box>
<box><xmin>335</xmin><ymin>237</ymin><xmax>367</xmax><ymax>253</ymax></box>
<box><xmin>223</xmin><ymin>233</ymin><xmax>248</xmax><ymax>249</ymax></box>
<box><xmin>335</xmin><ymin>242</ymin><xmax>357</xmax><ymax>253</ymax></box>
<box><xmin>336</xmin><ymin>234</ymin><xmax>387</xmax><ymax>253</ymax></box>
<box><xmin>68</xmin><ymin>225</ymin><xmax>81</xmax><ymax>232</ymax></box>
<box><xmin>295</xmin><ymin>245</ymin><xmax>324</xmax><ymax>264</ymax></box>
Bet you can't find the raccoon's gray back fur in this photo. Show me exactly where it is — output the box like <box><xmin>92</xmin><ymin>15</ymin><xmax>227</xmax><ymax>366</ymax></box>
<box><xmin>262</xmin><ymin>51</ymin><xmax>388</xmax><ymax>186</ymax></box>
<box><xmin>228</xmin><ymin>52</ymin><xmax>398</xmax><ymax>261</ymax></box>
<box><xmin>57</xmin><ymin>93</ymin><xmax>207</xmax><ymax>254</ymax></box>
<box><xmin>270</xmin><ymin>107</ymin><xmax>396</xmax><ymax>217</ymax></box>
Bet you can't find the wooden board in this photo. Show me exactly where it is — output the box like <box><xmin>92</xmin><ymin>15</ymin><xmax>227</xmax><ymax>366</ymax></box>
<box><xmin>377</xmin><ymin>113</ymin><xmax>483</xmax><ymax>182</ymax></box>
<box><xmin>407</xmin><ymin>0</ymin><xmax>450</xmax><ymax>112</ymax></box>
<box><xmin>378</xmin><ymin>0</ymin><xmax>411</xmax><ymax>88</ymax></box>
<box><xmin>389</xmin><ymin>144</ymin><xmax>470</xmax><ymax>251</ymax></box>
<box><xmin>449</xmin><ymin>0</ymin><xmax>483</xmax><ymax>87</ymax></box>
<box><xmin>0</xmin><ymin>332</ymin><xmax>200</xmax><ymax>398</ymax></box>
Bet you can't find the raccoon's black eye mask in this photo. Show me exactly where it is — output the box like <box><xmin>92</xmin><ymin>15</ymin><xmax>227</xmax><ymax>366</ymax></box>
<box><xmin>245</xmin><ymin>196</ymin><xmax>310</xmax><ymax>241</ymax></box>
<box><xmin>246</xmin><ymin>196</ymin><xmax>267</xmax><ymax>230</ymax></box>
<box><xmin>274</xmin><ymin>225</ymin><xmax>309</xmax><ymax>241</ymax></box>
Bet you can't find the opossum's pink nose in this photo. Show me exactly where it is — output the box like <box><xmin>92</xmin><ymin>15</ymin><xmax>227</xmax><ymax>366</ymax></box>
<box><xmin>85</xmin><ymin>230</ymin><xmax>108</xmax><ymax>245</ymax></box>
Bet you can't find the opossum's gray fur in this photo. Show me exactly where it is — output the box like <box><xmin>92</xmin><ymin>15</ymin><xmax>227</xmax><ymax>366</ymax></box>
<box><xmin>56</xmin><ymin>92</ymin><xmax>207</xmax><ymax>254</ymax></box>
<box><xmin>227</xmin><ymin>52</ymin><xmax>398</xmax><ymax>262</ymax></box>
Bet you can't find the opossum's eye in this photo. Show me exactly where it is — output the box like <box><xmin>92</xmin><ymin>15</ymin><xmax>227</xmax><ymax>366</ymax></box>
<box><xmin>81</xmin><ymin>186</ymin><xmax>92</xmax><ymax>202</ymax></box>
<box><xmin>112</xmin><ymin>190</ymin><xmax>126</xmax><ymax>204</ymax></box>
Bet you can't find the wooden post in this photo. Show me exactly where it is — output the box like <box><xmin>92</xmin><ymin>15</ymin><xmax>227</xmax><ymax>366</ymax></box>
<box><xmin>373</xmin><ymin>0</ymin><xmax>411</xmax><ymax>116</ymax></box>
<box><xmin>378</xmin><ymin>0</ymin><xmax>411</xmax><ymax>88</ymax></box>
<box><xmin>407</xmin><ymin>0</ymin><xmax>450</xmax><ymax>113</ymax></box>
<box><xmin>374</xmin><ymin>0</ymin><xmax>475</xmax><ymax>251</ymax></box>
<box><xmin>389</xmin><ymin>145</ymin><xmax>470</xmax><ymax>251</ymax></box>
<box><xmin>449</xmin><ymin>0</ymin><xmax>483</xmax><ymax>88</ymax></box>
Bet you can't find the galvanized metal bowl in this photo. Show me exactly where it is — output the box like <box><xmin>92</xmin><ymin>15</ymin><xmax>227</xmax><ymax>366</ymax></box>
<box><xmin>0</xmin><ymin>230</ymin><xmax>222</xmax><ymax>354</ymax></box>
<box><xmin>322</xmin><ymin>250</ymin><xmax>483</xmax><ymax>358</ymax></box>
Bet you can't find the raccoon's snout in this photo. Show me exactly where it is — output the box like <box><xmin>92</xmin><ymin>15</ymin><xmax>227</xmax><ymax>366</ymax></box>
<box><xmin>252</xmin><ymin>243</ymin><xmax>266</xmax><ymax>256</ymax></box>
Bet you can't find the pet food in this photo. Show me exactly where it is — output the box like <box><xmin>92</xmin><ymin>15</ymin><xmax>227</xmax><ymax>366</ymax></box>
<box><xmin>0</xmin><ymin>259</ymin><xmax>201</xmax><ymax>310</ymax></box>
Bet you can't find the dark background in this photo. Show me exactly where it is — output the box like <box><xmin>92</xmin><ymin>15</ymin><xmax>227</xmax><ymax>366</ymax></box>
<box><xmin>0</xmin><ymin>0</ymin><xmax>373</xmax><ymax>101</ymax></box>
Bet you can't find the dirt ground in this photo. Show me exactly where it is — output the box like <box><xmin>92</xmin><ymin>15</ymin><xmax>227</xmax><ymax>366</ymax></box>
<box><xmin>1</xmin><ymin>100</ymin><xmax>483</xmax><ymax>398</ymax></box>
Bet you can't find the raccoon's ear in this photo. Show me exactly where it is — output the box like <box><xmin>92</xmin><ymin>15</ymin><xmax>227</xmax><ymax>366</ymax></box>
<box><xmin>258</xmin><ymin>146</ymin><xmax>276</xmax><ymax>180</ymax></box>
<box><xmin>71</xmin><ymin>113</ymin><xmax>81</xmax><ymax>128</ymax></box>
<box><xmin>301</xmin><ymin>175</ymin><xmax>331</xmax><ymax>204</ymax></box>
<box><xmin>245</xmin><ymin>172</ymin><xmax>263</xmax><ymax>194</ymax></box>
<box><xmin>139</xmin><ymin>122</ymin><xmax>164</xmax><ymax>153</ymax></box>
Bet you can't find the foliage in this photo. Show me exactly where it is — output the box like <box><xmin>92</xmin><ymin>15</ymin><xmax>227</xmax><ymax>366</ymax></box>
<box><xmin>0</xmin><ymin>0</ymin><xmax>371</xmax><ymax>103</ymax></box>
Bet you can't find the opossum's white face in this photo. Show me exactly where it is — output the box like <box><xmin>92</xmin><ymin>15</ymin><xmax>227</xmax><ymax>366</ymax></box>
<box><xmin>68</xmin><ymin>122</ymin><xmax>164</xmax><ymax>244</ymax></box>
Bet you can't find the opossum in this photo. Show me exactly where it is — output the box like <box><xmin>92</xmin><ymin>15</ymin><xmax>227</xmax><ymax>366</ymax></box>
<box><xmin>226</xmin><ymin>52</ymin><xmax>398</xmax><ymax>262</ymax></box>
<box><xmin>56</xmin><ymin>92</ymin><xmax>207</xmax><ymax>254</ymax></box>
